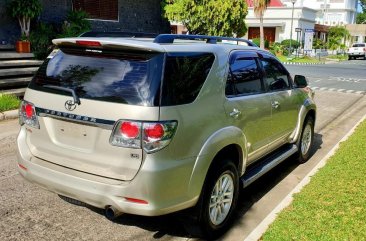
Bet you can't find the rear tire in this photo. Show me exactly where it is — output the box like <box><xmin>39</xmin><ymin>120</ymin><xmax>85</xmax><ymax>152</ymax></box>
<box><xmin>197</xmin><ymin>159</ymin><xmax>239</xmax><ymax>239</ymax></box>
<box><xmin>296</xmin><ymin>116</ymin><xmax>314</xmax><ymax>163</ymax></box>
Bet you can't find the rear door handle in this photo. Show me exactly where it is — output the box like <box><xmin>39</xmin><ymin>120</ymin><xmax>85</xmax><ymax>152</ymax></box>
<box><xmin>272</xmin><ymin>101</ymin><xmax>280</xmax><ymax>109</ymax></box>
<box><xmin>230</xmin><ymin>108</ymin><xmax>241</xmax><ymax>118</ymax></box>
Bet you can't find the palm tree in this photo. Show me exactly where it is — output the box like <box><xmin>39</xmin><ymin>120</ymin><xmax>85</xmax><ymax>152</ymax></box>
<box><xmin>253</xmin><ymin>0</ymin><xmax>271</xmax><ymax>49</ymax></box>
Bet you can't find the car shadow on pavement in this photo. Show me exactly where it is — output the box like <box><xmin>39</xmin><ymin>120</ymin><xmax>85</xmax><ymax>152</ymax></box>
<box><xmin>59</xmin><ymin>133</ymin><xmax>323</xmax><ymax>241</ymax></box>
<box><xmin>59</xmin><ymin>195</ymin><xmax>193</xmax><ymax>239</ymax></box>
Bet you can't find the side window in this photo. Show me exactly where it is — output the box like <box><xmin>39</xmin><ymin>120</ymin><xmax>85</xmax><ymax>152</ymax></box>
<box><xmin>261</xmin><ymin>58</ymin><xmax>290</xmax><ymax>91</ymax></box>
<box><xmin>226</xmin><ymin>56</ymin><xmax>263</xmax><ymax>96</ymax></box>
<box><xmin>161</xmin><ymin>53</ymin><xmax>215</xmax><ymax>106</ymax></box>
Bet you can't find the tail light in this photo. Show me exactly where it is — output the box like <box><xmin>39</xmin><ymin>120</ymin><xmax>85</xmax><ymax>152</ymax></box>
<box><xmin>364</xmin><ymin>48</ymin><xmax>366</xmax><ymax>52</ymax></box>
<box><xmin>110</xmin><ymin>120</ymin><xmax>177</xmax><ymax>153</ymax></box>
<box><xmin>110</xmin><ymin>121</ymin><xmax>142</xmax><ymax>149</ymax></box>
<box><xmin>19</xmin><ymin>101</ymin><xmax>39</xmax><ymax>129</ymax></box>
<box><xmin>143</xmin><ymin>122</ymin><xmax>177</xmax><ymax>153</ymax></box>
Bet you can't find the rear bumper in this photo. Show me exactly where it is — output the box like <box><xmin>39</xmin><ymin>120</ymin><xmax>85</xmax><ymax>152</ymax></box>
<box><xmin>16</xmin><ymin>126</ymin><xmax>199</xmax><ymax>216</ymax></box>
<box><xmin>348</xmin><ymin>52</ymin><xmax>366</xmax><ymax>56</ymax></box>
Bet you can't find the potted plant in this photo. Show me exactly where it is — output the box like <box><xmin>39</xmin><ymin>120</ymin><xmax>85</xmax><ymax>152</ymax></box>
<box><xmin>7</xmin><ymin>0</ymin><xmax>42</xmax><ymax>53</ymax></box>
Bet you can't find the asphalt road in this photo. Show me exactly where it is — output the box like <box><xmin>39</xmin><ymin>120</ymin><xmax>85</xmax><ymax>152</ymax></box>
<box><xmin>286</xmin><ymin>59</ymin><xmax>366</xmax><ymax>94</ymax></box>
<box><xmin>1</xmin><ymin>61</ymin><xmax>366</xmax><ymax>241</ymax></box>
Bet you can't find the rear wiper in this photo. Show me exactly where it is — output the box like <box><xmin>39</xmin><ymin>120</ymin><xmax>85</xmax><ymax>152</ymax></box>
<box><xmin>43</xmin><ymin>85</ymin><xmax>81</xmax><ymax>105</ymax></box>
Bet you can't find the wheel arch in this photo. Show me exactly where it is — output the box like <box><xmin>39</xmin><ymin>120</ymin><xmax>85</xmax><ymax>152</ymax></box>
<box><xmin>187</xmin><ymin>126</ymin><xmax>247</xmax><ymax>201</ymax></box>
<box><xmin>289</xmin><ymin>97</ymin><xmax>317</xmax><ymax>143</ymax></box>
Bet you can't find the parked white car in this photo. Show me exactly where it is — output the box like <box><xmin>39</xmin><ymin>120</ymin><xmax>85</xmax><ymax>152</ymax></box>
<box><xmin>347</xmin><ymin>43</ymin><xmax>366</xmax><ymax>60</ymax></box>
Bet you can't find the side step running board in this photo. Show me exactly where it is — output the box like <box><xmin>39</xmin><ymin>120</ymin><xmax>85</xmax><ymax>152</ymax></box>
<box><xmin>242</xmin><ymin>145</ymin><xmax>298</xmax><ymax>188</ymax></box>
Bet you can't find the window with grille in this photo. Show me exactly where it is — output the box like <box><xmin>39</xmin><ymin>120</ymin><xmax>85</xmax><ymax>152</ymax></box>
<box><xmin>73</xmin><ymin>0</ymin><xmax>118</xmax><ymax>21</ymax></box>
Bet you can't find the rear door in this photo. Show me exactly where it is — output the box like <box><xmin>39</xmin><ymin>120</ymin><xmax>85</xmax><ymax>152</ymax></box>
<box><xmin>224</xmin><ymin>51</ymin><xmax>272</xmax><ymax>163</ymax></box>
<box><xmin>25</xmin><ymin>44</ymin><xmax>165</xmax><ymax>180</ymax></box>
<box><xmin>259</xmin><ymin>54</ymin><xmax>299</xmax><ymax>151</ymax></box>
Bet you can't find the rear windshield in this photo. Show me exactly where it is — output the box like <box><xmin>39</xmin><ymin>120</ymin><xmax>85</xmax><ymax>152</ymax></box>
<box><xmin>30</xmin><ymin>48</ymin><xmax>215</xmax><ymax>107</ymax></box>
<box><xmin>30</xmin><ymin>48</ymin><xmax>164</xmax><ymax>106</ymax></box>
<box><xmin>352</xmin><ymin>43</ymin><xmax>365</xmax><ymax>47</ymax></box>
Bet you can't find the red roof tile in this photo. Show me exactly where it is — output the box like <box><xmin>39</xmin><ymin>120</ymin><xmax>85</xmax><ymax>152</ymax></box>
<box><xmin>246</xmin><ymin>0</ymin><xmax>284</xmax><ymax>7</ymax></box>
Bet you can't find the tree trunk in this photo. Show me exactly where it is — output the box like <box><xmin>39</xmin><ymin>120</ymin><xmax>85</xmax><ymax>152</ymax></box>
<box><xmin>260</xmin><ymin>16</ymin><xmax>264</xmax><ymax>49</ymax></box>
<box><xmin>17</xmin><ymin>17</ymin><xmax>31</xmax><ymax>39</ymax></box>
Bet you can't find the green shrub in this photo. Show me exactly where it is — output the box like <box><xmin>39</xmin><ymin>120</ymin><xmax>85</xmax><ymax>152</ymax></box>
<box><xmin>252</xmin><ymin>38</ymin><xmax>269</xmax><ymax>48</ymax></box>
<box><xmin>0</xmin><ymin>94</ymin><xmax>20</xmax><ymax>112</ymax></box>
<box><xmin>281</xmin><ymin>39</ymin><xmax>300</xmax><ymax>49</ymax></box>
<box><xmin>58</xmin><ymin>10</ymin><xmax>91</xmax><ymax>38</ymax></box>
<box><xmin>269</xmin><ymin>49</ymin><xmax>276</xmax><ymax>55</ymax></box>
<box><xmin>30</xmin><ymin>23</ymin><xmax>56</xmax><ymax>59</ymax></box>
<box><xmin>313</xmin><ymin>38</ymin><xmax>326</xmax><ymax>49</ymax></box>
<box><xmin>269</xmin><ymin>42</ymin><xmax>284</xmax><ymax>55</ymax></box>
<box><xmin>282</xmin><ymin>48</ymin><xmax>289</xmax><ymax>56</ymax></box>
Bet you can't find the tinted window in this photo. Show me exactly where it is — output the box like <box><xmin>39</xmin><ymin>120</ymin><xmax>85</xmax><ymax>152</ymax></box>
<box><xmin>226</xmin><ymin>57</ymin><xmax>263</xmax><ymax>96</ymax></box>
<box><xmin>29</xmin><ymin>49</ymin><xmax>164</xmax><ymax>106</ymax></box>
<box><xmin>161</xmin><ymin>53</ymin><xmax>215</xmax><ymax>106</ymax></box>
<box><xmin>261</xmin><ymin>58</ymin><xmax>290</xmax><ymax>91</ymax></box>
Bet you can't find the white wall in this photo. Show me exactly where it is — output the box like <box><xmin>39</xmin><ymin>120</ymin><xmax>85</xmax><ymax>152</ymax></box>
<box><xmin>245</xmin><ymin>7</ymin><xmax>316</xmax><ymax>42</ymax></box>
<box><xmin>281</xmin><ymin>0</ymin><xmax>357</xmax><ymax>25</ymax></box>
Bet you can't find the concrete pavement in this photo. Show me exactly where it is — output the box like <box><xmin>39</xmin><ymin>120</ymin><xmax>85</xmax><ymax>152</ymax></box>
<box><xmin>0</xmin><ymin>109</ymin><xmax>18</xmax><ymax>121</ymax></box>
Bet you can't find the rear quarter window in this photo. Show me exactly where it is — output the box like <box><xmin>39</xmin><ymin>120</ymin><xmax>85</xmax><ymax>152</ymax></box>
<box><xmin>161</xmin><ymin>52</ymin><xmax>215</xmax><ymax>106</ymax></box>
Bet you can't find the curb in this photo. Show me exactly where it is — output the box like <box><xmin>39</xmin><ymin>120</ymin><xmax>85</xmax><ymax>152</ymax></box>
<box><xmin>283</xmin><ymin>62</ymin><xmax>325</xmax><ymax>65</ymax></box>
<box><xmin>243</xmin><ymin>113</ymin><xmax>366</xmax><ymax>241</ymax></box>
<box><xmin>0</xmin><ymin>109</ymin><xmax>18</xmax><ymax>121</ymax></box>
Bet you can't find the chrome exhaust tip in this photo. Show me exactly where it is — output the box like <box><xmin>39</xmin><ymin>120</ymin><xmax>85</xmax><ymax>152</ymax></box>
<box><xmin>105</xmin><ymin>206</ymin><xmax>123</xmax><ymax>220</ymax></box>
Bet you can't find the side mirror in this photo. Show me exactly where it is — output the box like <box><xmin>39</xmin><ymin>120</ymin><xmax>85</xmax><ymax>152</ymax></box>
<box><xmin>294</xmin><ymin>75</ymin><xmax>308</xmax><ymax>88</ymax></box>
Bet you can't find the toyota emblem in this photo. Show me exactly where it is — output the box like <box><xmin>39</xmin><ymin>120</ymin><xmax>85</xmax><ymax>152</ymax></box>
<box><xmin>65</xmin><ymin>100</ymin><xmax>77</xmax><ymax>111</ymax></box>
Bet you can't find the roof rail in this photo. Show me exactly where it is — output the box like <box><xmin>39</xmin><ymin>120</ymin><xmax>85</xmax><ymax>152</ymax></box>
<box><xmin>79</xmin><ymin>31</ymin><xmax>159</xmax><ymax>38</ymax></box>
<box><xmin>153</xmin><ymin>34</ymin><xmax>258</xmax><ymax>47</ymax></box>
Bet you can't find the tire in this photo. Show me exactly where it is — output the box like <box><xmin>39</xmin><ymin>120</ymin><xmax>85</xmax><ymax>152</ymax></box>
<box><xmin>348</xmin><ymin>56</ymin><xmax>351</xmax><ymax>60</ymax></box>
<box><xmin>296</xmin><ymin>116</ymin><xmax>314</xmax><ymax>163</ymax></box>
<box><xmin>197</xmin><ymin>159</ymin><xmax>239</xmax><ymax>239</ymax></box>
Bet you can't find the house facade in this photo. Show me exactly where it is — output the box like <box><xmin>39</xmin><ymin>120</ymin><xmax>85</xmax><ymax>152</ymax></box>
<box><xmin>245</xmin><ymin>0</ymin><xmax>317</xmax><ymax>43</ymax></box>
<box><xmin>282</xmin><ymin>0</ymin><xmax>358</xmax><ymax>26</ymax></box>
<box><xmin>245</xmin><ymin>0</ymin><xmax>358</xmax><ymax>44</ymax></box>
<box><xmin>0</xmin><ymin>0</ymin><xmax>170</xmax><ymax>45</ymax></box>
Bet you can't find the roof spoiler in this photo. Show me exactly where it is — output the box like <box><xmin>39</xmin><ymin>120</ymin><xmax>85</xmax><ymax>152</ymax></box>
<box><xmin>52</xmin><ymin>38</ymin><xmax>166</xmax><ymax>53</ymax></box>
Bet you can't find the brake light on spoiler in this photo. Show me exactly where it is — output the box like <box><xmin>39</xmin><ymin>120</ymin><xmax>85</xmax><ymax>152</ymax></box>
<box><xmin>76</xmin><ymin>40</ymin><xmax>102</xmax><ymax>47</ymax></box>
<box><xmin>110</xmin><ymin>120</ymin><xmax>177</xmax><ymax>153</ymax></box>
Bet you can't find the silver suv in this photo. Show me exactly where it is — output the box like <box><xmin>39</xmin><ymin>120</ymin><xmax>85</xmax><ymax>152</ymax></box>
<box><xmin>17</xmin><ymin>34</ymin><xmax>316</xmax><ymax>238</ymax></box>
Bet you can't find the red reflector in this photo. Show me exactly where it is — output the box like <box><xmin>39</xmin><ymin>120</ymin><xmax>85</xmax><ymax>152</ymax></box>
<box><xmin>144</xmin><ymin>124</ymin><xmax>164</xmax><ymax>139</ymax></box>
<box><xmin>125</xmin><ymin>197</ymin><xmax>148</xmax><ymax>204</ymax></box>
<box><xmin>18</xmin><ymin>163</ymin><xmax>27</xmax><ymax>171</ymax></box>
<box><xmin>120</xmin><ymin>122</ymin><xmax>140</xmax><ymax>138</ymax></box>
<box><xmin>25</xmin><ymin>104</ymin><xmax>34</xmax><ymax>118</ymax></box>
<box><xmin>76</xmin><ymin>40</ymin><xmax>101</xmax><ymax>47</ymax></box>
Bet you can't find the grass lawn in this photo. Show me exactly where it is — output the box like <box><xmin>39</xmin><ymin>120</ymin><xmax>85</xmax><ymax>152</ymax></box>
<box><xmin>276</xmin><ymin>55</ymin><xmax>322</xmax><ymax>63</ymax></box>
<box><xmin>326</xmin><ymin>54</ymin><xmax>348</xmax><ymax>61</ymax></box>
<box><xmin>0</xmin><ymin>94</ymin><xmax>20</xmax><ymax>112</ymax></box>
<box><xmin>262</xmin><ymin>120</ymin><xmax>366</xmax><ymax>240</ymax></box>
